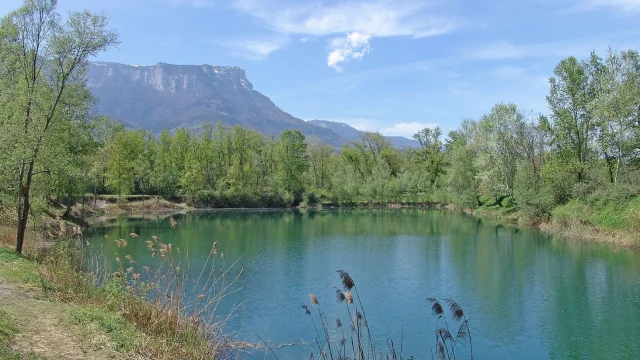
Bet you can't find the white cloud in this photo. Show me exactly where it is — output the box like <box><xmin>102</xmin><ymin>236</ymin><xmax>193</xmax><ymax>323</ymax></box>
<box><xmin>467</xmin><ymin>39</ymin><xmax>630</xmax><ymax>61</ymax></box>
<box><xmin>238</xmin><ymin>0</ymin><xmax>454</xmax><ymax>38</ymax></box>
<box><xmin>381</xmin><ymin>122</ymin><xmax>438</xmax><ymax>138</ymax></box>
<box><xmin>327</xmin><ymin>32</ymin><xmax>372</xmax><ymax>72</ymax></box>
<box><xmin>234</xmin><ymin>0</ymin><xmax>455</xmax><ymax>69</ymax></box>
<box><xmin>160</xmin><ymin>0</ymin><xmax>456</xmax><ymax>63</ymax></box>
<box><xmin>212</xmin><ymin>38</ymin><xmax>289</xmax><ymax>60</ymax></box>
<box><xmin>318</xmin><ymin>118</ymin><xmax>438</xmax><ymax>138</ymax></box>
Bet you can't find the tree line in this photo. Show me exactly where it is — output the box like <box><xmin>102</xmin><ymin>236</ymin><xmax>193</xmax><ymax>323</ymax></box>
<box><xmin>1</xmin><ymin>2</ymin><xmax>639</xmax><ymax>255</ymax></box>
<box><xmin>82</xmin><ymin>48</ymin><xmax>640</xmax><ymax>218</ymax></box>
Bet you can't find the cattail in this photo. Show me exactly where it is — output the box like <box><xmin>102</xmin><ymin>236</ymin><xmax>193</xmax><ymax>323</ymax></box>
<box><xmin>336</xmin><ymin>270</ymin><xmax>354</xmax><ymax>290</ymax></box>
<box><xmin>436</xmin><ymin>328</ymin><xmax>453</xmax><ymax>342</ymax></box>
<box><xmin>129</xmin><ymin>232</ymin><xmax>138</xmax><ymax>238</ymax></box>
<box><xmin>445</xmin><ymin>299</ymin><xmax>464</xmax><ymax>321</ymax></box>
<box><xmin>344</xmin><ymin>291</ymin><xmax>353</xmax><ymax>304</ymax></box>
<box><xmin>427</xmin><ymin>297</ymin><xmax>444</xmax><ymax>316</ymax></box>
<box><xmin>308</xmin><ymin>294</ymin><xmax>319</xmax><ymax>305</ymax></box>
<box><xmin>437</xmin><ymin>342</ymin><xmax>445</xmax><ymax>359</ymax></box>
<box><xmin>212</xmin><ymin>241</ymin><xmax>218</xmax><ymax>254</ymax></box>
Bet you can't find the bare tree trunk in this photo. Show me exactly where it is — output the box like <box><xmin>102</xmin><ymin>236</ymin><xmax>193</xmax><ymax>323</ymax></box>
<box><xmin>603</xmin><ymin>152</ymin><xmax>615</xmax><ymax>184</ymax></box>
<box><xmin>16</xmin><ymin>161</ymin><xmax>34</xmax><ymax>255</ymax></box>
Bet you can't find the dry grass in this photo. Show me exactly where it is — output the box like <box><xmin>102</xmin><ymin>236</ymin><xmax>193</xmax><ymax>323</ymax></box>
<box><xmin>539</xmin><ymin>220</ymin><xmax>640</xmax><ymax>249</ymax></box>
<box><xmin>39</xmin><ymin>231</ymin><xmax>245</xmax><ymax>359</ymax></box>
<box><xmin>0</xmin><ymin>215</ymin><xmax>246</xmax><ymax>359</ymax></box>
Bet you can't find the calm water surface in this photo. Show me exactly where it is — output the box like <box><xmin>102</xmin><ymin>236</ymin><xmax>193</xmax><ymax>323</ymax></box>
<box><xmin>84</xmin><ymin>209</ymin><xmax>640</xmax><ymax>359</ymax></box>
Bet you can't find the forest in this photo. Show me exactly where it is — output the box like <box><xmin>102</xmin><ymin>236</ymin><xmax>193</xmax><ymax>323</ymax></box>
<box><xmin>1</xmin><ymin>0</ymin><xmax>639</xmax><ymax>255</ymax></box>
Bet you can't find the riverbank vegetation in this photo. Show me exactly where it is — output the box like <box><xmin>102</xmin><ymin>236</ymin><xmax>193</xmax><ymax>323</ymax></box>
<box><xmin>0</xmin><ymin>228</ymin><xmax>244</xmax><ymax>359</ymax></box>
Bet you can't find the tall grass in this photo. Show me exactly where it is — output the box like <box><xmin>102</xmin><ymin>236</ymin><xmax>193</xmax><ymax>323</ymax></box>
<box><xmin>35</xmin><ymin>216</ymin><xmax>246</xmax><ymax>359</ymax></box>
<box><xmin>302</xmin><ymin>271</ymin><xmax>474</xmax><ymax>360</ymax></box>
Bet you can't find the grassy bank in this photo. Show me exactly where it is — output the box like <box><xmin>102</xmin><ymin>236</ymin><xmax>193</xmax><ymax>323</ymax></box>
<box><xmin>469</xmin><ymin>189</ymin><xmax>640</xmax><ymax>249</ymax></box>
<box><xmin>68</xmin><ymin>190</ymin><xmax>640</xmax><ymax>250</ymax></box>
<box><xmin>0</xmin><ymin>225</ymin><xmax>245</xmax><ymax>359</ymax></box>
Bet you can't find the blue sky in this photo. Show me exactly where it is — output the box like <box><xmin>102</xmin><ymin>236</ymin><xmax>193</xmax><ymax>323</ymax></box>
<box><xmin>1</xmin><ymin>0</ymin><xmax>640</xmax><ymax>138</ymax></box>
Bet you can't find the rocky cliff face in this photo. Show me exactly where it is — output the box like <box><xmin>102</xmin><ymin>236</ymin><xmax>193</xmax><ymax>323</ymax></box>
<box><xmin>87</xmin><ymin>62</ymin><xmax>342</xmax><ymax>145</ymax></box>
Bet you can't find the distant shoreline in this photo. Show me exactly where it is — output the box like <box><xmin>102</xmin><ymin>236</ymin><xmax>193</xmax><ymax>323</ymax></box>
<box><xmin>66</xmin><ymin>196</ymin><xmax>639</xmax><ymax>250</ymax></box>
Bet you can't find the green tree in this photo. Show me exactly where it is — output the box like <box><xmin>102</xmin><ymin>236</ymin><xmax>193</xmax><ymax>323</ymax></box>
<box><xmin>105</xmin><ymin>131</ymin><xmax>144</xmax><ymax>197</ymax></box>
<box><xmin>547</xmin><ymin>56</ymin><xmax>594</xmax><ymax>182</ymax></box>
<box><xmin>278</xmin><ymin>130</ymin><xmax>308</xmax><ymax>194</ymax></box>
<box><xmin>0</xmin><ymin>0</ymin><xmax>118</xmax><ymax>254</ymax></box>
<box><xmin>413</xmin><ymin>127</ymin><xmax>445</xmax><ymax>186</ymax></box>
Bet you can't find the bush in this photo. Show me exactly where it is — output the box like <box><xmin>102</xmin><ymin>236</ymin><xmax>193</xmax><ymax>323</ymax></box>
<box><xmin>500</xmin><ymin>196</ymin><xmax>515</xmax><ymax>208</ymax></box>
<box><xmin>551</xmin><ymin>200</ymin><xmax>593</xmax><ymax>226</ymax></box>
<box><xmin>587</xmin><ymin>184</ymin><xmax>638</xmax><ymax>207</ymax></box>
<box><xmin>571</xmin><ymin>181</ymin><xmax>597</xmax><ymax>200</ymax></box>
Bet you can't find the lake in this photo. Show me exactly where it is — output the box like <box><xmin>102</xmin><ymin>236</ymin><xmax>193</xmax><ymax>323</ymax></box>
<box><xmin>84</xmin><ymin>209</ymin><xmax>640</xmax><ymax>359</ymax></box>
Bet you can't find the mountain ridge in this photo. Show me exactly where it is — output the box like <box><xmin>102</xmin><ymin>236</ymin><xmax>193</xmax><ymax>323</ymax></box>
<box><xmin>87</xmin><ymin>61</ymin><xmax>418</xmax><ymax>148</ymax></box>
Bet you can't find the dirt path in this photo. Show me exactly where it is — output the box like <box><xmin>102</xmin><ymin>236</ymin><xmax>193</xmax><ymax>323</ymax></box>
<box><xmin>0</xmin><ymin>278</ymin><xmax>127</xmax><ymax>360</ymax></box>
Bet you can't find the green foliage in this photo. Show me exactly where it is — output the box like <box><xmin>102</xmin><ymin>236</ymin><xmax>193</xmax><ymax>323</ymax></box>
<box><xmin>278</xmin><ymin>129</ymin><xmax>308</xmax><ymax>194</ymax></box>
<box><xmin>0</xmin><ymin>0</ymin><xmax>118</xmax><ymax>253</ymax></box>
<box><xmin>551</xmin><ymin>187</ymin><xmax>640</xmax><ymax>230</ymax></box>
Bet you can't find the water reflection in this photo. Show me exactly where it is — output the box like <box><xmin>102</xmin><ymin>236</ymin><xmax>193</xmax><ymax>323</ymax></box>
<box><xmin>85</xmin><ymin>209</ymin><xmax>640</xmax><ymax>359</ymax></box>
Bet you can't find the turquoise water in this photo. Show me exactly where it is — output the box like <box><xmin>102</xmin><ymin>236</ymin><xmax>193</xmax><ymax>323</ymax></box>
<box><xmin>84</xmin><ymin>209</ymin><xmax>640</xmax><ymax>359</ymax></box>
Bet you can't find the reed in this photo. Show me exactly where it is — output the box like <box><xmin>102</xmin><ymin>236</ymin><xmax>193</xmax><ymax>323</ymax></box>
<box><xmin>300</xmin><ymin>271</ymin><xmax>474</xmax><ymax>360</ymax></box>
<box><xmin>34</xmin><ymin>217</ymin><xmax>245</xmax><ymax>359</ymax></box>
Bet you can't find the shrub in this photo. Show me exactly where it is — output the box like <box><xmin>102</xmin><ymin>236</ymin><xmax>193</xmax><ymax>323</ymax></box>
<box><xmin>551</xmin><ymin>200</ymin><xmax>593</xmax><ymax>227</ymax></box>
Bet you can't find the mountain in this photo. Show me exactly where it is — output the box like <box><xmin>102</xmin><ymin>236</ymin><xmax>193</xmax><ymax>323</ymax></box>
<box><xmin>87</xmin><ymin>62</ymin><xmax>342</xmax><ymax>145</ymax></box>
<box><xmin>308</xmin><ymin>120</ymin><xmax>420</xmax><ymax>148</ymax></box>
<box><xmin>87</xmin><ymin>62</ymin><xmax>419</xmax><ymax>148</ymax></box>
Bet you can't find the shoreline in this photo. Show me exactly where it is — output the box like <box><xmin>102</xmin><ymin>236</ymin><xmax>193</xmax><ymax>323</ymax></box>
<box><xmin>68</xmin><ymin>198</ymin><xmax>639</xmax><ymax>250</ymax></box>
